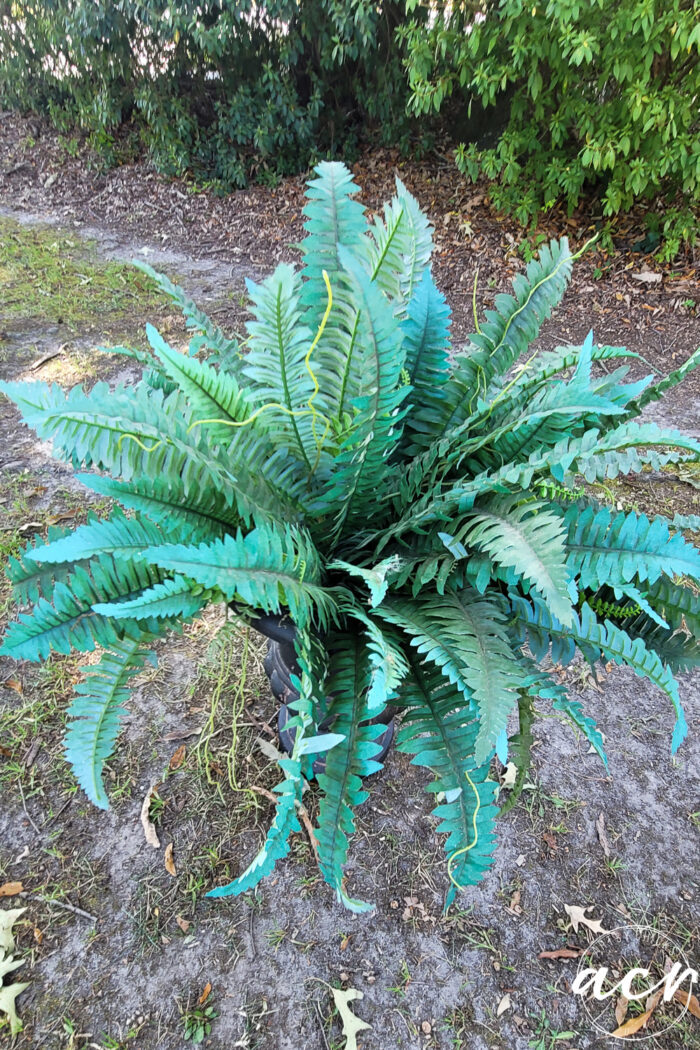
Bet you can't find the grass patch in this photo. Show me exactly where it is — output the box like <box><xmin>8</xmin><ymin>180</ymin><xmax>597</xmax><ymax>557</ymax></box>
<box><xmin>0</xmin><ymin>217</ymin><xmax>163</xmax><ymax>331</ymax></box>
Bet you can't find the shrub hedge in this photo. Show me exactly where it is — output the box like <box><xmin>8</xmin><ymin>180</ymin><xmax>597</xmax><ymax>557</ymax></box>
<box><xmin>401</xmin><ymin>0</ymin><xmax>700</xmax><ymax>256</ymax></box>
<box><xmin>0</xmin><ymin>1</ymin><xmax>420</xmax><ymax>186</ymax></box>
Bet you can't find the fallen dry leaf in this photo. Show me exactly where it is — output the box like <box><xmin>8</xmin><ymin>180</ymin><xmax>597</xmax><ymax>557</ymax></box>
<box><xmin>615</xmin><ymin>994</ymin><xmax>629</xmax><ymax>1026</ymax></box>
<box><xmin>595</xmin><ymin>812</ymin><xmax>611</xmax><ymax>858</ymax></box>
<box><xmin>507</xmin><ymin>889</ymin><xmax>523</xmax><ymax>916</ymax></box>
<box><xmin>164</xmin><ymin>842</ymin><xmax>176</xmax><ymax>877</ymax></box>
<box><xmin>673</xmin><ymin>988</ymin><xmax>700</xmax><ymax>1019</ymax></box>
<box><xmin>176</xmin><ymin>915</ymin><xmax>190</xmax><ymax>934</ymax></box>
<box><xmin>140</xmin><ymin>784</ymin><xmax>161</xmax><ymax>849</ymax></box>
<box><xmin>501</xmin><ymin>762</ymin><xmax>517</xmax><ymax>789</ymax></box>
<box><xmin>538</xmin><ymin>947</ymin><xmax>584</xmax><ymax>960</ymax></box>
<box><xmin>331</xmin><ymin>987</ymin><xmax>371</xmax><ymax>1050</ymax></box>
<box><xmin>0</xmin><ymin>909</ymin><xmax>25</xmax><ymax>953</ymax></box>
<box><xmin>0</xmin><ymin>883</ymin><xmax>22</xmax><ymax>898</ymax></box>
<box><xmin>198</xmin><ymin>982</ymin><xmax>212</xmax><ymax>1005</ymax></box>
<box><xmin>33</xmin><ymin>927</ymin><xmax>43</xmax><ymax>945</ymax></box>
<box><xmin>496</xmin><ymin>993</ymin><xmax>512</xmax><ymax>1017</ymax></box>
<box><xmin>2</xmin><ymin>680</ymin><xmax>22</xmax><ymax>695</ymax></box>
<box><xmin>169</xmin><ymin>745</ymin><xmax>186</xmax><ymax>770</ymax></box>
<box><xmin>564</xmin><ymin>904</ymin><xmax>609</xmax><ymax>936</ymax></box>
<box><xmin>612</xmin><ymin>1009</ymin><xmax>654</xmax><ymax>1037</ymax></box>
<box><xmin>632</xmin><ymin>271</ymin><xmax>662</xmax><ymax>284</ymax></box>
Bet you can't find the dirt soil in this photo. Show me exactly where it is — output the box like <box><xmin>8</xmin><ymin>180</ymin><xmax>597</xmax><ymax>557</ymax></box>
<box><xmin>0</xmin><ymin>114</ymin><xmax>699</xmax><ymax>1050</ymax></box>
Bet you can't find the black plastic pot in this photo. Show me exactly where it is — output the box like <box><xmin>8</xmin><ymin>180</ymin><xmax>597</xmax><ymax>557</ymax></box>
<box><xmin>248</xmin><ymin>611</ymin><xmax>395</xmax><ymax>777</ymax></box>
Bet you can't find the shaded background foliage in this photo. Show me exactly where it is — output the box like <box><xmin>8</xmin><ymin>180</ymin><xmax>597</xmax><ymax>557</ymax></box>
<box><xmin>0</xmin><ymin>0</ymin><xmax>422</xmax><ymax>187</ymax></box>
<box><xmin>1</xmin><ymin>1</ymin><xmax>699</xmax><ymax>251</ymax></box>
<box><xmin>402</xmin><ymin>0</ymin><xmax>700</xmax><ymax>257</ymax></box>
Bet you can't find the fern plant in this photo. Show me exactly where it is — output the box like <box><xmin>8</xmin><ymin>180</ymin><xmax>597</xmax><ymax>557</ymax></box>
<box><xmin>2</xmin><ymin>162</ymin><xmax>699</xmax><ymax>912</ymax></box>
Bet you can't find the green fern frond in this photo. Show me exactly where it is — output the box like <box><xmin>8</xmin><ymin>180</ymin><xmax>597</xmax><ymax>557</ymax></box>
<box><xmin>432</xmin><ymin>237</ymin><xmax>574</xmax><ymax>437</ymax></box>
<box><xmin>459</xmin><ymin>495</ymin><xmax>573</xmax><ymax>626</ymax></box>
<box><xmin>367</xmin><ymin>176</ymin><xmax>433</xmax><ymax>304</ymax></box>
<box><xmin>1</xmin><ymin>555</ymin><xmax>166</xmax><ymax>661</ymax></box>
<box><xmin>92</xmin><ymin>575</ymin><xmax>208</xmax><ymax>620</ymax></box>
<box><xmin>397</xmin><ymin>655</ymin><xmax>498</xmax><ymax>907</ymax></box>
<box><xmin>565</xmin><ymin>506</ymin><xmax>700</xmax><ymax>591</ymax></box>
<box><xmin>509</xmin><ymin>596</ymin><xmax>687</xmax><ymax>753</ymax></box>
<box><xmin>243</xmin><ymin>263</ymin><xmax>322</xmax><ymax>469</ymax></box>
<box><xmin>552</xmin><ymin>694</ymin><xmax>608</xmax><ymax>768</ymax></box>
<box><xmin>624</xmin><ymin>345</ymin><xmax>700</xmax><ymax>418</ymax></box>
<box><xmin>6</xmin><ymin>526</ymin><xmax>76</xmax><ymax>604</ymax></box>
<box><xmin>0</xmin><ymin>379</ymin><xmax>303</xmax><ymax>528</ymax></box>
<box><xmin>25</xmin><ymin>508</ymin><xmax>187</xmax><ymax>565</ymax></box>
<box><xmin>315</xmin><ymin>633</ymin><xmax>386</xmax><ymax>912</ymax></box>
<box><xmin>645</xmin><ymin>577</ymin><xmax>700</xmax><ymax>638</ymax></box>
<box><xmin>400</xmin><ymin>270</ymin><xmax>452</xmax><ymax>453</ymax></box>
<box><xmin>146</xmin><ymin>323</ymin><xmax>266</xmax><ymax>452</ymax></box>
<box><xmin>343</xmin><ymin>603</ymin><xmax>409</xmax><ymax>709</ymax></box>
<box><xmin>328</xmin><ymin>556</ymin><xmax>400</xmax><ymax>608</ymax></box>
<box><xmin>623</xmin><ymin>616</ymin><xmax>700</xmax><ymax>673</ymax></box>
<box><xmin>64</xmin><ymin>639</ymin><xmax>152</xmax><ymax>809</ymax></box>
<box><xmin>672</xmin><ymin>513</ymin><xmax>700</xmax><ymax>532</ymax></box>
<box><xmin>377</xmin><ymin>591</ymin><xmax>520</xmax><ymax>762</ymax></box>
<box><xmin>325</xmin><ymin>249</ymin><xmax>409</xmax><ymax>535</ymax></box>
<box><xmin>143</xmin><ymin>525</ymin><xmax>334</xmax><ymax>630</ymax></box>
<box><xmin>509</xmin><ymin>343</ymin><xmax>639</xmax><ymax>396</ymax></box>
<box><xmin>133</xmin><ymin>261</ymin><xmax>243</xmax><ymax>373</ymax></box>
<box><xmin>75</xmin><ymin>473</ymin><xmax>239</xmax><ymax>534</ymax></box>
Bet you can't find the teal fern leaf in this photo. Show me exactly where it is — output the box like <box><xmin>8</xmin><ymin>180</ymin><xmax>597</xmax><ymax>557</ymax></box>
<box><xmin>143</xmin><ymin>525</ymin><xmax>335</xmax><ymax>630</ymax></box>
<box><xmin>565</xmin><ymin>506</ymin><xmax>700</xmax><ymax>591</ymax></box>
<box><xmin>25</xmin><ymin>508</ymin><xmax>185</xmax><ymax>565</ymax></box>
<box><xmin>0</xmin><ymin>555</ymin><xmax>168</xmax><ymax>661</ymax></box>
<box><xmin>459</xmin><ymin>495</ymin><xmax>574</xmax><ymax>626</ymax></box>
<box><xmin>397</xmin><ymin>655</ymin><xmax>498</xmax><ymax>908</ymax></box>
<box><xmin>64</xmin><ymin>639</ymin><xmax>152</xmax><ymax>809</ymax></box>
<box><xmin>315</xmin><ymin>633</ymin><xmax>386</xmax><ymax>912</ymax></box>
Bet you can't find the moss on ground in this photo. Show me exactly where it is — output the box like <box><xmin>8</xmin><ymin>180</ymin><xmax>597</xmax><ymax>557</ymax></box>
<box><xmin>0</xmin><ymin>217</ymin><xmax>162</xmax><ymax>330</ymax></box>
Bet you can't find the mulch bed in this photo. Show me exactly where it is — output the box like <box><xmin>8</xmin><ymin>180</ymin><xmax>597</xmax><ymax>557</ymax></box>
<box><xmin>1</xmin><ymin>110</ymin><xmax>698</xmax><ymax>361</ymax></box>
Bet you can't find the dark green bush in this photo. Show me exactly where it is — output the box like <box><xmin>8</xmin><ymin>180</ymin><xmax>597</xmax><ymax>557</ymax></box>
<box><xmin>401</xmin><ymin>0</ymin><xmax>700</xmax><ymax>257</ymax></box>
<box><xmin>0</xmin><ymin>1</ymin><xmax>419</xmax><ymax>185</ymax></box>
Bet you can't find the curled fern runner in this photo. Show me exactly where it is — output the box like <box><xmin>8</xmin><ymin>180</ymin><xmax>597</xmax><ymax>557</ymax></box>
<box><xmin>2</xmin><ymin>162</ymin><xmax>699</xmax><ymax>912</ymax></box>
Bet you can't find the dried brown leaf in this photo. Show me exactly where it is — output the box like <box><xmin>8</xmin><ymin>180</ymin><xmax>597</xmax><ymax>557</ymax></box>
<box><xmin>612</xmin><ymin>1009</ymin><xmax>654</xmax><ymax>1037</ymax></box>
<box><xmin>673</xmin><ymin>989</ymin><xmax>700</xmax><ymax>1019</ymax></box>
<box><xmin>564</xmin><ymin>904</ymin><xmax>609</xmax><ymax>935</ymax></box>
<box><xmin>0</xmin><ymin>883</ymin><xmax>22</xmax><ymax>898</ymax></box>
<box><xmin>169</xmin><ymin>745</ymin><xmax>186</xmax><ymax>770</ymax></box>
<box><xmin>140</xmin><ymin>784</ymin><xmax>161</xmax><ymax>849</ymax></box>
<box><xmin>198</xmin><ymin>982</ymin><xmax>212</xmax><ymax>1005</ymax></box>
<box><xmin>164</xmin><ymin>842</ymin><xmax>176</xmax><ymax>877</ymax></box>
<box><xmin>496</xmin><ymin>993</ymin><xmax>512</xmax><ymax>1017</ymax></box>
<box><xmin>538</xmin><ymin>947</ymin><xmax>584</xmax><ymax>960</ymax></box>
<box><xmin>615</xmin><ymin>995</ymin><xmax>629</xmax><ymax>1026</ymax></box>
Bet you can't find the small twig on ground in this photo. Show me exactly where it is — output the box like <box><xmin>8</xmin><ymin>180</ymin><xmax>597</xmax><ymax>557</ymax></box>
<box><xmin>248</xmin><ymin>906</ymin><xmax>257</xmax><ymax>962</ymax></box>
<box><xmin>42</xmin><ymin>796</ymin><xmax>72</xmax><ymax>828</ymax></box>
<box><xmin>19</xmin><ymin>891</ymin><xmax>97</xmax><ymax>923</ymax></box>
<box><xmin>249</xmin><ymin>783</ymin><xmax>277</xmax><ymax>805</ymax></box>
<box><xmin>17</xmin><ymin>780</ymin><xmax>41</xmax><ymax>836</ymax></box>
<box><xmin>296</xmin><ymin>802</ymin><xmax>320</xmax><ymax>864</ymax></box>
<box><xmin>314</xmin><ymin>1000</ymin><xmax>331</xmax><ymax>1050</ymax></box>
<box><xmin>243</xmin><ymin>710</ymin><xmax>276</xmax><ymax>738</ymax></box>
<box><xmin>249</xmin><ymin>783</ymin><xmax>320</xmax><ymax>863</ymax></box>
